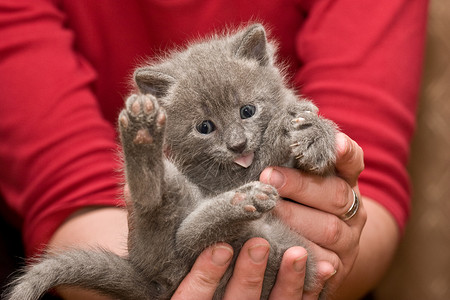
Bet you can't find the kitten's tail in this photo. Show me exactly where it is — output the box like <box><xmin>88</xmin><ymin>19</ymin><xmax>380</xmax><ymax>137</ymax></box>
<box><xmin>3</xmin><ymin>250</ymin><xmax>151</xmax><ymax>300</ymax></box>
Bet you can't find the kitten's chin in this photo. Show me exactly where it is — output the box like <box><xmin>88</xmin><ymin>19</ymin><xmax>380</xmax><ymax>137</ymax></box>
<box><xmin>233</xmin><ymin>152</ymin><xmax>255</xmax><ymax>168</ymax></box>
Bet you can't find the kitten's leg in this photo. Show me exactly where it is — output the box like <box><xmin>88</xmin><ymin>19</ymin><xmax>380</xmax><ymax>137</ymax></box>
<box><xmin>118</xmin><ymin>93</ymin><xmax>166</xmax><ymax>211</ymax></box>
<box><xmin>287</xmin><ymin>100</ymin><xmax>337</xmax><ymax>174</ymax></box>
<box><xmin>175</xmin><ymin>181</ymin><xmax>278</xmax><ymax>255</ymax></box>
<box><xmin>264</xmin><ymin>99</ymin><xmax>337</xmax><ymax>175</ymax></box>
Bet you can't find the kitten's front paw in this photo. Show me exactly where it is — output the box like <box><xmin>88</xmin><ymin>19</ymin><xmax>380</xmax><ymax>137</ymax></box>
<box><xmin>230</xmin><ymin>182</ymin><xmax>278</xmax><ymax>218</ymax></box>
<box><xmin>288</xmin><ymin>109</ymin><xmax>336</xmax><ymax>175</ymax></box>
<box><xmin>119</xmin><ymin>94</ymin><xmax>166</xmax><ymax>150</ymax></box>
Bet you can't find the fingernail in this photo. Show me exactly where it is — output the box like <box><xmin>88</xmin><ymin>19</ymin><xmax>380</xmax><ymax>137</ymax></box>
<box><xmin>324</xmin><ymin>269</ymin><xmax>337</xmax><ymax>281</ymax></box>
<box><xmin>265</xmin><ymin>168</ymin><xmax>285</xmax><ymax>189</ymax></box>
<box><xmin>248</xmin><ymin>244</ymin><xmax>270</xmax><ymax>263</ymax></box>
<box><xmin>293</xmin><ymin>254</ymin><xmax>308</xmax><ymax>273</ymax></box>
<box><xmin>211</xmin><ymin>245</ymin><xmax>233</xmax><ymax>266</ymax></box>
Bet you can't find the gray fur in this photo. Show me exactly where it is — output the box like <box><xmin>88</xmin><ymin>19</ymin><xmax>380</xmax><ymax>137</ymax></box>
<box><xmin>5</xmin><ymin>24</ymin><xmax>336</xmax><ymax>300</ymax></box>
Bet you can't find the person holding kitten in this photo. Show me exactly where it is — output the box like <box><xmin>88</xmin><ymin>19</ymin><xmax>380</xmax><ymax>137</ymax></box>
<box><xmin>0</xmin><ymin>0</ymin><xmax>427</xmax><ymax>299</ymax></box>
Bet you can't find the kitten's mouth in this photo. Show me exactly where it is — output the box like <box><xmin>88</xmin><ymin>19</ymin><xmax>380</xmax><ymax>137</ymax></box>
<box><xmin>233</xmin><ymin>152</ymin><xmax>255</xmax><ymax>168</ymax></box>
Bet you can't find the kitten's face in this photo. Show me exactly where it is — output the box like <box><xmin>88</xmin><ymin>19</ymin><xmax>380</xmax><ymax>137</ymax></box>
<box><xmin>163</xmin><ymin>60</ymin><xmax>284</xmax><ymax>184</ymax></box>
<box><xmin>133</xmin><ymin>24</ymin><xmax>288</xmax><ymax>189</ymax></box>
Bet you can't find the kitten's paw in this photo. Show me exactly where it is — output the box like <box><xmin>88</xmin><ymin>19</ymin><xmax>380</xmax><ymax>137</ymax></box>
<box><xmin>288</xmin><ymin>108</ymin><xmax>336</xmax><ymax>175</ymax></box>
<box><xmin>230</xmin><ymin>182</ymin><xmax>278</xmax><ymax>218</ymax></box>
<box><xmin>119</xmin><ymin>94</ymin><xmax>166</xmax><ymax>149</ymax></box>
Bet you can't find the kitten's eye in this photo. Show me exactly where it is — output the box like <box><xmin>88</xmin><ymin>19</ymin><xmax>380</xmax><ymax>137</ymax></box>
<box><xmin>240</xmin><ymin>105</ymin><xmax>256</xmax><ymax>119</ymax></box>
<box><xmin>196</xmin><ymin>120</ymin><xmax>216</xmax><ymax>134</ymax></box>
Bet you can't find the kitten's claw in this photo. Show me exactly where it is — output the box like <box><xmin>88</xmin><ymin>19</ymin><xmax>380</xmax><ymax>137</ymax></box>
<box><xmin>291</xmin><ymin>117</ymin><xmax>306</xmax><ymax>124</ymax></box>
<box><xmin>291</xmin><ymin>114</ymin><xmax>314</xmax><ymax>130</ymax></box>
<box><xmin>295</xmin><ymin>153</ymin><xmax>304</xmax><ymax>160</ymax></box>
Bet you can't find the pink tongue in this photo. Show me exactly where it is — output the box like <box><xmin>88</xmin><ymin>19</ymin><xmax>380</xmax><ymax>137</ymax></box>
<box><xmin>234</xmin><ymin>152</ymin><xmax>255</xmax><ymax>168</ymax></box>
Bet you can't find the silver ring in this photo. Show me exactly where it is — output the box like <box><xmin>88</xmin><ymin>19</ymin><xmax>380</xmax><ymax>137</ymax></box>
<box><xmin>340</xmin><ymin>189</ymin><xmax>360</xmax><ymax>221</ymax></box>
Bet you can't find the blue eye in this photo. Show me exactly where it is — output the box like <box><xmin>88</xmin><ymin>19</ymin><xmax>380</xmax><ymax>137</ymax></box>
<box><xmin>196</xmin><ymin>120</ymin><xmax>215</xmax><ymax>134</ymax></box>
<box><xmin>240</xmin><ymin>105</ymin><xmax>256</xmax><ymax>119</ymax></box>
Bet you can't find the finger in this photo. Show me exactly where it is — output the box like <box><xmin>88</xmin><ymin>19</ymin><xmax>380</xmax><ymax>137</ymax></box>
<box><xmin>274</xmin><ymin>200</ymin><xmax>362</xmax><ymax>297</ymax></box>
<box><xmin>302</xmin><ymin>261</ymin><xmax>336</xmax><ymax>300</ymax></box>
<box><xmin>268</xmin><ymin>247</ymin><xmax>308</xmax><ymax>300</ymax></box>
<box><xmin>274</xmin><ymin>199</ymin><xmax>363</xmax><ymax>254</ymax></box>
<box><xmin>260</xmin><ymin>167</ymin><xmax>357</xmax><ymax>218</ymax></box>
<box><xmin>340</xmin><ymin>187</ymin><xmax>367</xmax><ymax>228</ymax></box>
<box><xmin>335</xmin><ymin>132</ymin><xmax>364</xmax><ymax>187</ymax></box>
<box><xmin>223</xmin><ymin>238</ymin><xmax>270</xmax><ymax>300</ymax></box>
<box><xmin>171</xmin><ymin>243</ymin><xmax>233</xmax><ymax>300</ymax></box>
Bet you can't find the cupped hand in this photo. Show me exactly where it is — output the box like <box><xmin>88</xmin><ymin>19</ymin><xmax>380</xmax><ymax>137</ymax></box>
<box><xmin>172</xmin><ymin>237</ymin><xmax>320</xmax><ymax>300</ymax></box>
<box><xmin>260</xmin><ymin>132</ymin><xmax>367</xmax><ymax>298</ymax></box>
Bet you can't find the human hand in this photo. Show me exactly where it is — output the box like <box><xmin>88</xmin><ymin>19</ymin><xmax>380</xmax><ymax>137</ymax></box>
<box><xmin>260</xmin><ymin>132</ymin><xmax>367</xmax><ymax>298</ymax></box>
<box><xmin>52</xmin><ymin>132</ymin><xmax>364</xmax><ymax>300</ymax></box>
<box><xmin>172</xmin><ymin>237</ymin><xmax>323</xmax><ymax>300</ymax></box>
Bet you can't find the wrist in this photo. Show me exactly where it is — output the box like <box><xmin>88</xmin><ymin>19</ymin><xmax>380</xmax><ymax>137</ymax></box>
<box><xmin>332</xmin><ymin>197</ymin><xmax>399</xmax><ymax>299</ymax></box>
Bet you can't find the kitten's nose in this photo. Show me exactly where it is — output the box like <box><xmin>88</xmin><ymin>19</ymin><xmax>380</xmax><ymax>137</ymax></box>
<box><xmin>227</xmin><ymin>138</ymin><xmax>247</xmax><ymax>154</ymax></box>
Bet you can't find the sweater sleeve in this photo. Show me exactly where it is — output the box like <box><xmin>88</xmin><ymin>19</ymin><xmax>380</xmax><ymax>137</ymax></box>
<box><xmin>294</xmin><ymin>0</ymin><xmax>428</xmax><ymax>232</ymax></box>
<box><xmin>0</xmin><ymin>1</ymin><xmax>124</xmax><ymax>256</ymax></box>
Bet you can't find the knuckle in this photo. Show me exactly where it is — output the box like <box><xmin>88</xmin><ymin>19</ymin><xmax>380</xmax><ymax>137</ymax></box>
<box><xmin>291</xmin><ymin>285</ymin><xmax>305</xmax><ymax>298</ymax></box>
<box><xmin>240</xmin><ymin>274</ymin><xmax>264</xmax><ymax>290</ymax></box>
<box><xmin>328</xmin><ymin>253</ymin><xmax>341</xmax><ymax>273</ymax></box>
<box><xmin>290</xmin><ymin>174</ymin><xmax>306</xmax><ymax>198</ymax></box>
<box><xmin>323</xmin><ymin>214</ymin><xmax>342</xmax><ymax>246</ymax></box>
<box><xmin>193</xmin><ymin>270</ymin><xmax>220</xmax><ymax>288</ymax></box>
<box><xmin>334</xmin><ymin>181</ymin><xmax>351</xmax><ymax>213</ymax></box>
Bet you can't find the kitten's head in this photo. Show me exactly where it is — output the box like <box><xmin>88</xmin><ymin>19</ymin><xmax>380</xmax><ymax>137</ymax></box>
<box><xmin>134</xmin><ymin>24</ymin><xmax>293</xmax><ymax>191</ymax></box>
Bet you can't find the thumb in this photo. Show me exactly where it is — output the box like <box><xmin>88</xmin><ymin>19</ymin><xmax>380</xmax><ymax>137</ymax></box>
<box><xmin>334</xmin><ymin>132</ymin><xmax>364</xmax><ymax>187</ymax></box>
<box><xmin>171</xmin><ymin>243</ymin><xmax>233</xmax><ymax>300</ymax></box>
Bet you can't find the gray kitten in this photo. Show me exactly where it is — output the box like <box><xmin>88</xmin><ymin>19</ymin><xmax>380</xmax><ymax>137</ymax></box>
<box><xmin>5</xmin><ymin>24</ymin><xmax>336</xmax><ymax>300</ymax></box>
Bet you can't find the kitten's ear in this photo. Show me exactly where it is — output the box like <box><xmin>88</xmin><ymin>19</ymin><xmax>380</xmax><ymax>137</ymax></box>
<box><xmin>235</xmin><ymin>24</ymin><xmax>271</xmax><ymax>66</ymax></box>
<box><xmin>134</xmin><ymin>68</ymin><xmax>175</xmax><ymax>98</ymax></box>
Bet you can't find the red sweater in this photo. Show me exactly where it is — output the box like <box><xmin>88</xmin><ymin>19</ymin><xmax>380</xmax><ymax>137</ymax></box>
<box><xmin>0</xmin><ymin>0</ymin><xmax>428</xmax><ymax>256</ymax></box>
